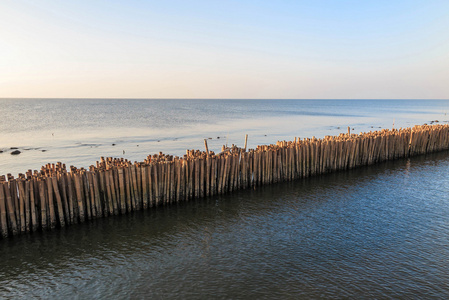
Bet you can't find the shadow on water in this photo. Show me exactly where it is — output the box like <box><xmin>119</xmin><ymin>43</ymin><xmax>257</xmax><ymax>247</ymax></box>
<box><xmin>1</xmin><ymin>151</ymin><xmax>449</xmax><ymax>298</ymax></box>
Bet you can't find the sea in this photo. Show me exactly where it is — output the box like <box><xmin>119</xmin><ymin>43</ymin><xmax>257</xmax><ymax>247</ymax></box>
<box><xmin>0</xmin><ymin>99</ymin><xmax>449</xmax><ymax>298</ymax></box>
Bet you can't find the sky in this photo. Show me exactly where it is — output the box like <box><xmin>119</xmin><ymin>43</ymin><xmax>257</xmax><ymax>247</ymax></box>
<box><xmin>0</xmin><ymin>0</ymin><xmax>448</xmax><ymax>99</ymax></box>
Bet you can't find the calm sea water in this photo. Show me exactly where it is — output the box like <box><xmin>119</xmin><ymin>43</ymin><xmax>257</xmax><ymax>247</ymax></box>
<box><xmin>0</xmin><ymin>99</ymin><xmax>448</xmax><ymax>176</ymax></box>
<box><xmin>1</xmin><ymin>99</ymin><xmax>449</xmax><ymax>298</ymax></box>
<box><xmin>0</xmin><ymin>151</ymin><xmax>449</xmax><ymax>298</ymax></box>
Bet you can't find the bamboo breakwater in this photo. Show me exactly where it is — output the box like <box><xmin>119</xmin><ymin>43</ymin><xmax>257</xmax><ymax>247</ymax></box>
<box><xmin>1</xmin><ymin>124</ymin><xmax>449</xmax><ymax>238</ymax></box>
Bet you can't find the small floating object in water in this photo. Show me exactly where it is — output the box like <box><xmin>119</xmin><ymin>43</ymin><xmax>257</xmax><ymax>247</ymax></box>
<box><xmin>42</xmin><ymin>150</ymin><xmax>47</xmax><ymax>152</ymax></box>
<box><xmin>11</xmin><ymin>150</ymin><xmax>21</xmax><ymax>155</ymax></box>
<box><xmin>123</xmin><ymin>150</ymin><xmax>125</xmax><ymax>154</ymax></box>
<box><xmin>10</xmin><ymin>147</ymin><xmax>18</xmax><ymax>150</ymax></box>
<box><xmin>112</xmin><ymin>143</ymin><xmax>116</xmax><ymax>146</ymax></box>
<box><xmin>217</xmin><ymin>137</ymin><xmax>220</xmax><ymax>139</ymax></box>
<box><xmin>137</xmin><ymin>145</ymin><xmax>139</xmax><ymax>147</ymax></box>
<box><xmin>157</xmin><ymin>140</ymin><xmax>160</xmax><ymax>142</ymax></box>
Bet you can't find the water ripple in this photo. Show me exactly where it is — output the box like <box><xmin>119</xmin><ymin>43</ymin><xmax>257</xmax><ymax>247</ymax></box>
<box><xmin>1</xmin><ymin>152</ymin><xmax>449</xmax><ymax>298</ymax></box>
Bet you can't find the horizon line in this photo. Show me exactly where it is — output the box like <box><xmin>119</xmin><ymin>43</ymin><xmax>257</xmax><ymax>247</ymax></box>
<box><xmin>0</xmin><ymin>97</ymin><xmax>448</xmax><ymax>100</ymax></box>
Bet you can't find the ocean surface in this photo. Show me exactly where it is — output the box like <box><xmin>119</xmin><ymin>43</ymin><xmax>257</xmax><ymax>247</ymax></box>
<box><xmin>1</xmin><ymin>99</ymin><xmax>449</xmax><ymax>298</ymax></box>
<box><xmin>1</xmin><ymin>99</ymin><xmax>448</xmax><ymax>176</ymax></box>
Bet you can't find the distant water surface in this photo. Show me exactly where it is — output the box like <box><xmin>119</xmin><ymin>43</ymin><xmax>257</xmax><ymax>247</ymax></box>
<box><xmin>1</xmin><ymin>99</ymin><xmax>448</xmax><ymax>176</ymax></box>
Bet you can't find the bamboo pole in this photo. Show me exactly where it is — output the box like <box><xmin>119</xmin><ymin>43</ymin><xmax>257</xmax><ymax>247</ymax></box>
<box><xmin>164</xmin><ymin>162</ymin><xmax>170</xmax><ymax>204</ymax></box>
<box><xmin>117</xmin><ymin>168</ymin><xmax>126</xmax><ymax>213</ymax></box>
<box><xmin>174</xmin><ymin>159</ymin><xmax>180</xmax><ymax>202</ymax></box>
<box><xmin>80</xmin><ymin>172</ymin><xmax>91</xmax><ymax>220</ymax></box>
<box><xmin>109</xmin><ymin>169</ymin><xmax>118</xmax><ymax>214</ymax></box>
<box><xmin>103</xmin><ymin>169</ymin><xmax>113</xmax><ymax>215</ymax></box>
<box><xmin>74</xmin><ymin>173</ymin><xmax>85</xmax><ymax>222</ymax></box>
<box><xmin>86</xmin><ymin>172</ymin><xmax>96</xmax><ymax>218</ymax></box>
<box><xmin>180</xmin><ymin>160</ymin><xmax>186</xmax><ymax>201</ymax></box>
<box><xmin>204</xmin><ymin>139</ymin><xmax>210</xmax><ymax>158</ymax></box>
<box><xmin>29</xmin><ymin>180</ymin><xmax>38</xmax><ymax>232</ymax></box>
<box><xmin>142</xmin><ymin>165</ymin><xmax>148</xmax><ymax>209</ymax></box>
<box><xmin>18</xmin><ymin>179</ymin><xmax>26</xmax><ymax>233</ymax></box>
<box><xmin>93</xmin><ymin>172</ymin><xmax>103</xmax><ymax>217</ymax></box>
<box><xmin>170</xmin><ymin>161</ymin><xmax>175</xmax><ymax>203</ymax></box>
<box><xmin>148</xmin><ymin>165</ymin><xmax>154</xmax><ymax>207</ymax></box>
<box><xmin>123</xmin><ymin>167</ymin><xmax>131</xmax><ymax>211</ymax></box>
<box><xmin>124</xmin><ymin>167</ymin><xmax>133</xmax><ymax>211</ymax></box>
<box><xmin>0</xmin><ymin>183</ymin><xmax>9</xmax><ymax>237</ymax></box>
<box><xmin>200</xmin><ymin>158</ymin><xmax>205</xmax><ymax>198</ymax></box>
<box><xmin>46</xmin><ymin>177</ymin><xmax>56</xmax><ymax>229</ymax></box>
<box><xmin>136</xmin><ymin>164</ymin><xmax>143</xmax><ymax>208</ymax></box>
<box><xmin>4</xmin><ymin>181</ymin><xmax>19</xmax><ymax>235</ymax></box>
<box><xmin>38</xmin><ymin>179</ymin><xmax>48</xmax><ymax>230</ymax></box>
<box><xmin>67</xmin><ymin>172</ymin><xmax>78</xmax><ymax>222</ymax></box>
<box><xmin>51</xmin><ymin>176</ymin><xmax>65</xmax><ymax>227</ymax></box>
<box><xmin>58</xmin><ymin>174</ymin><xmax>70</xmax><ymax>225</ymax></box>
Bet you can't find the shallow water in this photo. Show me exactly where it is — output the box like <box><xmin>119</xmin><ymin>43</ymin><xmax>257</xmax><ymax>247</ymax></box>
<box><xmin>1</xmin><ymin>99</ymin><xmax>449</xmax><ymax>176</ymax></box>
<box><xmin>1</xmin><ymin>151</ymin><xmax>449</xmax><ymax>299</ymax></box>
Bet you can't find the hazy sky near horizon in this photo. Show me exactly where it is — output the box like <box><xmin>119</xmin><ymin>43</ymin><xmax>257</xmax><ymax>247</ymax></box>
<box><xmin>1</xmin><ymin>1</ymin><xmax>448</xmax><ymax>99</ymax></box>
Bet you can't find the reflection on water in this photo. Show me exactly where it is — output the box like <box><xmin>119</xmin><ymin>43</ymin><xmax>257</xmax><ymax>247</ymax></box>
<box><xmin>1</xmin><ymin>151</ymin><xmax>449</xmax><ymax>298</ymax></box>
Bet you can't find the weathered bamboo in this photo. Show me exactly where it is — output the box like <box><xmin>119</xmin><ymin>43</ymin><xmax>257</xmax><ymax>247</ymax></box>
<box><xmin>153</xmin><ymin>163</ymin><xmax>160</xmax><ymax>205</ymax></box>
<box><xmin>148</xmin><ymin>165</ymin><xmax>154</xmax><ymax>207</ymax></box>
<box><xmin>142</xmin><ymin>165</ymin><xmax>148</xmax><ymax>209</ymax></box>
<box><xmin>204</xmin><ymin>139</ymin><xmax>210</xmax><ymax>158</ymax></box>
<box><xmin>10</xmin><ymin>179</ymin><xmax>19</xmax><ymax>229</ymax></box>
<box><xmin>17</xmin><ymin>179</ymin><xmax>26</xmax><ymax>233</ymax></box>
<box><xmin>164</xmin><ymin>162</ymin><xmax>170</xmax><ymax>204</ymax></box>
<box><xmin>176</xmin><ymin>160</ymin><xmax>182</xmax><ymax>201</ymax></box>
<box><xmin>87</xmin><ymin>172</ymin><xmax>97</xmax><ymax>218</ymax></box>
<box><xmin>46</xmin><ymin>177</ymin><xmax>56</xmax><ymax>229</ymax></box>
<box><xmin>92</xmin><ymin>171</ymin><xmax>103</xmax><ymax>217</ymax></box>
<box><xmin>58</xmin><ymin>173</ymin><xmax>70</xmax><ymax>225</ymax></box>
<box><xmin>0</xmin><ymin>184</ymin><xmax>9</xmax><ymax>237</ymax></box>
<box><xmin>132</xmin><ymin>165</ymin><xmax>141</xmax><ymax>210</ymax></box>
<box><xmin>170</xmin><ymin>162</ymin><xmax>175</xmax><ymax>202</ymax></box>
<box><xmin>122</xmin><ymin>167</ymin><xmax>132</xmax><ymax>211</ymax></box>
<box><xmin>180</xmin><ymin>160</ymin><xmax>186</xmax><ymax>201</ymax></box>
<box><xmin>38</xmin><ymin>179</ymin><xmax>48</xmax><ymax>230</ymax></box>
<box><xmin>2</xmin><ymin>124</ymin><xmax>449</xmax><ymax>237</ymax></box>
<box><xmin>210</xmin><ymin>157</ymin><xmax>216</xmax><ymax>195</ymax></box>
<box><xmin>136</xmin><ymin>165</ymin><xmax>143</xmax><ymax>208</ymax></box>
<box><xmin>52</xmin><ymin>176</ymin><xmax>65</xmax><ymax>227</ymax></box>
<box><xmin>109</xmin><ymin>169</ymin><xmax>118</xmax><ymax>214</ymax></box>
<box><xmin>29</xmin><ymin>179</ymin><xmax>38</xmax><ymax>231</ymax></box>
<box><xmin>67</xmin><ymin>172</ymin><xmax>77</xmax><ymax>222</ymax></box>
<box><xmin>104</xmin><ymin>169</ymin><xmax>113</xmax><ymax>215</ymax></box>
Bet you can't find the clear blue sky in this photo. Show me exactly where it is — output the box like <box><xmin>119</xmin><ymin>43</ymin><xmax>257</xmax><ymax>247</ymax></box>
<box><xmin>1</xmin><ymin>1</ymin><xmax>448</xmax><ymax>98</ymax></box>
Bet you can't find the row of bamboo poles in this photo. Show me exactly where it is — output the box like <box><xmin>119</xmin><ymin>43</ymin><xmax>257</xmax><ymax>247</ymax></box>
<box><xmin>1</xmin><ymin>124</ymin><xmax>448</xmax><ymax>238</ymax></box>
